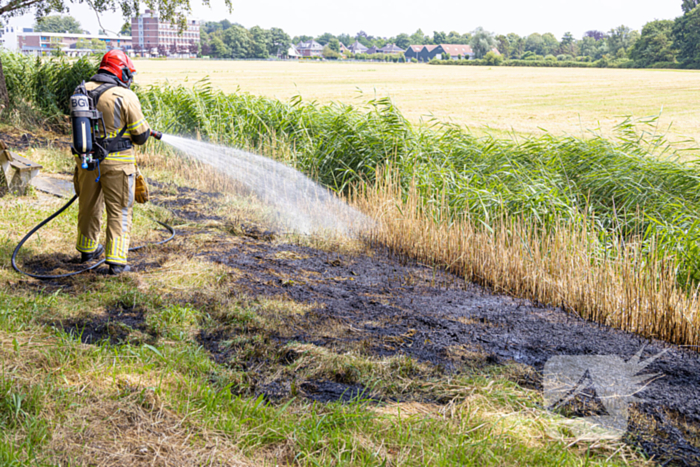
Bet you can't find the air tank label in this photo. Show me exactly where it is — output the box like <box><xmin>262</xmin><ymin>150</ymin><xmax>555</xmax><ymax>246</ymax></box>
<box><xmin>70</xmin><ymin>95</ymin><xmax>89</xmax><ymax>113</ymax></box>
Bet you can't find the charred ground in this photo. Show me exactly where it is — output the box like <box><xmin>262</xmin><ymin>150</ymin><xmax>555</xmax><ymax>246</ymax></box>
<box><xmin>15</xmin><ymin>179</ymin><xmax>698</xmax><ymax>466</ymax></box>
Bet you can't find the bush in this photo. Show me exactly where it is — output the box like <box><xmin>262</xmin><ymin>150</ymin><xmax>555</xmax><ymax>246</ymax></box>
<box><xmin>484</xmin><ymin>51</ymin><xmax>504</xmax><ymax>66</ymax></box>
<box><xmin>544</xmin><ymin>54</ymin><xmax>557</xmax><ymax>61</ymax></box>
<box><xmin>556</xmin><ymin>54</ymin><xmax>574</xmax><ymax>61</ymax></box>
<box><xmin>649</xmin><ymin>61</ymin><xmax>680</xmax><ymax>69</ymax></box>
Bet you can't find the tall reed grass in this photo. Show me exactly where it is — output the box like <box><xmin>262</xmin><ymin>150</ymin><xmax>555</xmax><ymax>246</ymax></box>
<box><xmin>0</xmin><ymin>52</ymin><xmax>98</xmax><ymax>123</ymax></box>
<box><xmin>137</xmin><ymin>80</ymin><xmax>700</xmax><ymax>347</ymax></box>
<box><xmin>139</xmin><ymin>81</ymin><xmax>700</xmax><ymax>280</ymax></box>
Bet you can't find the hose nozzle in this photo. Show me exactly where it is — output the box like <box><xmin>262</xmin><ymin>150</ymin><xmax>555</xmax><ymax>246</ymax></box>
<box><xmin>150</xmin><ymin>130</ymin><xmax>163</xmax><ymax>141</ymax></box>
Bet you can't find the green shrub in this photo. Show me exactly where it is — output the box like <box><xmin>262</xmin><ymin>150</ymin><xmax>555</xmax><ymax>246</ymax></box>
<box><xmin>484</xmin><ymin>51</ymin><xmax>504</xmax><ymax>65</ymax></box>
<box><xmin>544</xmin><ymin>54</ymin><xmax>557</xmax><ymax>61</ymax></box>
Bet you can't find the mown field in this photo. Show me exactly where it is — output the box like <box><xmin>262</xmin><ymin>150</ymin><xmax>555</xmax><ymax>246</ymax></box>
<box><xmin>134</xmin><ymin>60</ymin><xmax>700</xmax><ymax>146</ymax></box>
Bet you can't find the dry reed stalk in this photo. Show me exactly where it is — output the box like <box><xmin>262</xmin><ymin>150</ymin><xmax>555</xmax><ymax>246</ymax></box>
<box><xmin>352</xmin><ymin>170</ymin><xmax>700</xmax><ymax>348</ymax></box>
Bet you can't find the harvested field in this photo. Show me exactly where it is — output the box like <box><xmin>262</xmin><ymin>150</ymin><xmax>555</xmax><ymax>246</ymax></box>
<box><xmin>135</xmin><ymin>60</ymin><xmax>700</xmax><ymax>146</ymax></box>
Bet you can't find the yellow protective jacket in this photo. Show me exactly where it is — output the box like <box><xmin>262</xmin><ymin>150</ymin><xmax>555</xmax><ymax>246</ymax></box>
<box><xmin>85</xmin><ymin>73</ymin><xmax>151</xmax><ymax>164</ymax></box>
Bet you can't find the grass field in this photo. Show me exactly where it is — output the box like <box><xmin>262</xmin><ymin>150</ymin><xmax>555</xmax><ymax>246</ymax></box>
<box><xmin>134</xmin><ymin>60</ymin><xmax>700</xmax><ymax>146</ymax></box>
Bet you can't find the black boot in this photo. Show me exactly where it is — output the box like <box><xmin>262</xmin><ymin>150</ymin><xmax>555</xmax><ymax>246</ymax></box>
<box><xmin>108</xmin><ymin>264</ymin><xmax>131</xmax><ymax>275</ymax></box>
<box><xmin>81</xmin><ymin>244</ymin><xmax>104</xmax><ymax>263</ymax></box>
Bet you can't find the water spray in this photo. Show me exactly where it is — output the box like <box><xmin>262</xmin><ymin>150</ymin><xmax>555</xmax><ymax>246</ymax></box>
<box><xmin>158</xmin><ymin>134</ymin><xmax>373</xmax><ymax>236</ymax></box>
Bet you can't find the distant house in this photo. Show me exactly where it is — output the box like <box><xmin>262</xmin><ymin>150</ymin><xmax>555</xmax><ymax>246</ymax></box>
<box><xmin>348</xmin><ymin>40</ymin><xmax>368</xmax><ymax>54</ymax></box>
<box><xmin>379</xmin><ymin>43</ymin><xmax>404</xmax><ymax>54</ymax></box>
<box><xmin>339</xmin><ymin>42</ymin><xmax>350</xmax><ymax>54</ymax></box>
<box><xmin>415</xmin><ymin>44</ymin><xmax>502</xmax><ymax>61</ymax></box>
<box><xmin>404</xmin><ymin>45</ymin><xmax>424</xmax><ymax>61</ymax></box>
<box><xmin>285</xmin><ymin>44</ymin><xmax>301</xmax><ymax>59</ymax></box>
<box><xmin>296</xmin><ymin>40</ymin><xmax>323</xmax><ymax>57</ymax></box>
<box><xmin>434</xmin><ymin>44</ymin><xmax>473</xmax><ymax>60</ymax></box>
<box><xmin>365</xmin><ymin>45</ymin><xmax>379</xmax><ymax>55</ymax></box>
<box><xmin>418</xmin><ymin>44</ymin><xmax>438</xmax><ymax>62</ymax></box>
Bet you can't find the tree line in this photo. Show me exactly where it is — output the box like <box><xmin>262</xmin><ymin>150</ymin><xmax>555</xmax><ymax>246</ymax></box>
<box><xmin>14</xmin><ymin>0</ymin><xmax>700</xmax><ymax>68</ymax></box>
<box><xmin>200</xmin><ymin>0</ymin><xmax>700</xmax><ymax>68</ymax></box>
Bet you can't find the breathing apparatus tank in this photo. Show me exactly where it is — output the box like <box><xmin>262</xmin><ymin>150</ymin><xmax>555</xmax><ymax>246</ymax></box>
<box><xmin>69</xmin><ymin>88</ymin><xmax>93</xmax><ymax>169</ymax></box>
<box><xmin>70</xmin><ymin>81</ymin><xmax>109</xmax><ymax>172</ymax></box>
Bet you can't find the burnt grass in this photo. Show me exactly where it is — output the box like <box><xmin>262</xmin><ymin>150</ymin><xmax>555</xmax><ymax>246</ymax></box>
<box><xmin>17</xmin><ymin>181</ymin><xmax>700</xmax><ymax>466</ymax></box>
<box><xmin>58</xmin><ymin>302</ymin><xmax>157</xmax><ymax>346</ymax></box>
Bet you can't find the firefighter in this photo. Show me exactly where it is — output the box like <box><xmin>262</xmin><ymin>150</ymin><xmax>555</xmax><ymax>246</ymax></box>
<box><xmin>74</xmin><ymin>50</ymin><xmax>151</xmax><ymax>275</ymax></box>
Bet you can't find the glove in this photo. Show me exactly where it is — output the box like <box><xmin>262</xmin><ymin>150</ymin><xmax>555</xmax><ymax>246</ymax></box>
<box><xmin>135</xmin><ymin>168</ymin><xmax>149</xmax><ymax>204</ymax></box>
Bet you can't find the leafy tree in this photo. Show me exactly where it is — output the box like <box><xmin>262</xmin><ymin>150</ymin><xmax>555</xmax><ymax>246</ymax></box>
<box><xmin>322</xmin><ymin>45</ymin><xmax>340</xmax><ymax>59</ymax></box>
<box><xmin>76</xmin><ymin>37</ymin><xmax>106</xmax><ymax>50</ymax></box>
<box><xmin>356</xmin><ymin>32</ymin><xmax>372</xmax><ymax>47</ymax></box>
<box><xmin>292</xmin><ymin>35</ymin><xmax>313</xmax><ymax>44</ymax></box>
<box><xmin>433</xmin><ymin>31</ymin><xmax>446</xmax><ymax>44</ymax></box>
<box><xmin>394</xmin><ymin>33</ymin><xmax>410</xmax><ymax>49</ymax></box>
<box><xmin>337</xmin><ymin>34</ymin><xmax>352</xmax><ymax>47</ymax></box>
<box><xmin>470</xmin><ymin>27</ymin><xmax>496</xmax><ymax>59</ymax></box>
<box><xmin>120</xmin><ymin>21</ymin><xmax>131</xmax><ymax>36</ymax></box>
<box><xmin>560</xmin><ymin>32</ymin><xmax>578</xmax><ymax>56</ymax></box>
<box><xmin>525</xmin><ymin>33</ymin><xmax>545</xmax><ymax>55</ymax></box>
<box><xmin>329</xmin><ymin>37</ymin><xmax>340</xmax><ymax>52</ymax></box>
<box><xmin>224</xmin><ymin>25</ymin><xmax>251</xmax><ymax>59</ymax></box>
<box><xmin>541</xmin><ymin>32</ymin><xmax>559</xmax><ymax>55</ymax></box>
<box><xmin>446</xmin><ymin>31</ymin><xmax>469</xmax><ymax>44</ymax></box>
<box><xmin>249</xmin><ymin>25</ymin><xmax>271</xmax><ymax>58</ymax></box>
<box><xmin>673</xmin><ymin>5</ymin><xmax>700</xmax><ymax>68</ymax></box>
<box><xmin>210</xmin><ymin>34</ymin><xmax>231</xmax><ymax>58</ymax></box>
<box><xmin>584</xmin><ymin>30</ymin><xmax>606</xmax><ymax>41</ymax></box>
<box><xmin>579</xmin><ymin>36</ymin><xmax>608</xmax><ymax>59</ymax></box>
<box><xmin>34</xmin><ymin>15</ymin><xmax>83</xmax><ymax>33</ymax></box>
<box><xmin>202</xmin><ymin>21</ymin><xmax>222</xmax><ymax>34</ymax></box>
<box><xmin>269</xmin><ymin>27</ymin><xmax>290</xmax><ymax>56</ymax></box>
<box><xmin>409</xmin><ymin>28</ymin><xmax>430</xmax><ymax>45</ymax></box>
<box><xmin>607</xmin><ymin>25</ymin><xmax>639</xmax><ymax>57</ymax></box>
<box><xmin>682</xmin><ymin>0</ymin><xmax>699</xmax><ymax>13</ymax></box>
<box><xmin>495</xmin><ymin>34</ymin><xmax>510</xmax><ymax>56</ymax></box>
<box><xmin>506</xmin><ymin>33</ymin><xmax>524</xmax><ymax>58</ymax></box>
<box><xmin>0</xmin><ymin>0</ymin><xmax>228</xmax><ymax>110</ymax></box>
<box><xmin>316</xmin><ymin>32</ymin><xmax>335</xmax><ymax>45</ymax></box>
<box><xmin>629</xmin><ymin>20</ymin><xmax>677</xmax><ymax>66</ymax></box>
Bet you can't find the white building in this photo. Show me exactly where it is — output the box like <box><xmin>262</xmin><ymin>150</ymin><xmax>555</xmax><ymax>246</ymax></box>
<box><xmin>0</xmin><ymin>25</ymin><xmax>19</xmax><ymax>51</ymax></box>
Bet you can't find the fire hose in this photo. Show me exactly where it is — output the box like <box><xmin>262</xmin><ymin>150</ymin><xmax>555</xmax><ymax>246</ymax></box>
<box><xmin>11</xmin><ymin>193</ymin><xmax>175</xmax><ymax>280</ymax></box>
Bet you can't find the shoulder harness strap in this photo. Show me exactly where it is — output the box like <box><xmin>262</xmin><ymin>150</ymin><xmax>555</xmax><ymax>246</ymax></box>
<box><xmin>89</xmin><ymin>83</ymin><xmax>131</xmax><ymax>154</ymax></box>
<box><xmin>88</xmin><ymin>83</ymin><xmax>117</xmax><ymax>107</ymax></box>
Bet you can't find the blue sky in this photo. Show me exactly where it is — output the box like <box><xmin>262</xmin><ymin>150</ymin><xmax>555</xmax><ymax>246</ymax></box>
<box><xmin>9</xmin><ymin>0</ymin><xmax>684</xmax><ymax>39</ymax></box>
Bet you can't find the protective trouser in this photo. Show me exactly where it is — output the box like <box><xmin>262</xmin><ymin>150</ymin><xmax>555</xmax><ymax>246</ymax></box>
<box><xmin>74</xmin><ymin>160</ymin><xmax>136</xmax><ymax>266</ymax></box>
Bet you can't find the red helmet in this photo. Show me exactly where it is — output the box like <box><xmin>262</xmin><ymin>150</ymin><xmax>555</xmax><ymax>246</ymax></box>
<box><xmin>99</xmin><ymin>50</ymin><xmax>136</xmax><ymax>87</ymax></box>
